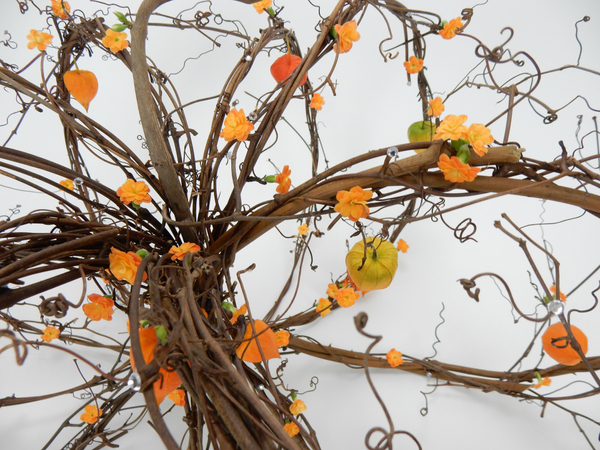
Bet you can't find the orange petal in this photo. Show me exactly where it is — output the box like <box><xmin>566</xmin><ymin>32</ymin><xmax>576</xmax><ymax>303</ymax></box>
<box><xmin>130</xmin><ymin>326</ymin><xmax>158</xmax><ymax>371</ymax></box>
<box><xmin>63</xmin><ymin>70</ymin><xmax>98</xmax><ymax>112</ymax></box>
<box><xmin>154</xmin><ymin>369</ymin><xmax>182</xmax><ymax>405</ymax></box>
<box><xmin>236</xmin><ymin>320</ymin><xmax>280</xmax><ymax>363</ymax></box>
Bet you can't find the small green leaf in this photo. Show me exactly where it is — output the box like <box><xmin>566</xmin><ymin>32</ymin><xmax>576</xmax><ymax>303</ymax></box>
<box><xmin>111</xmin><ymin>23</ymin><xmax>128</xmax><ymax>32</ymax></box>
<box><xmin>136</xmin><ymin>249</ymin><xmax>149</xmax><ymax>259</ymax></box>
<box><xmin>114</xmin><ymin>11</ymin><xmax>130</xmax><ymax>24</ymax></box>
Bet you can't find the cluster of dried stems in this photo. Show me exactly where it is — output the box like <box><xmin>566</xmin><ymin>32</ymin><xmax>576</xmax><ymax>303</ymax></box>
<box><xmin>0</xmin><ymin>0</ymin><xmax>599</xmax><ymax>449</ymax></box>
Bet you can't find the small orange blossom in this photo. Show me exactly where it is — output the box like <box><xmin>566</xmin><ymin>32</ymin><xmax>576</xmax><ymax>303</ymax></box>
<box><xmin>532</xmin><ymin>377</ymin><xmax>551</xmax><ymax>389</ymax></box>
<box><xmin>102</xmin><ymin>29</ymin><xmax>129</xmax><ymax>53</ymax></box>
<box><xmin>276</xmin><ymin>165</ymin><xmax>292</xmax><ymax>194</ymax></box>
<box><xmin>82</xmin><ymin>294</ymin><xmax>114</xmax><ymax>321</ymax></box>
<box><xmin>51</xmin><ymin>0</ymin><xmax>70</xmax><ymax>19</ymax></box>
<box><xmin>433</xmin><ymin>115</ymin><xmax>468</xmax><ymax>141</ymax></box>
<box><xmin>316</xmin><ymin>298</ymin><xmax>331</xmax><ymax>317</ymax></box>
<box><xmin>169</xmin><ymin>242</ymin><xmax>201</xmax><ymax>261</ymax></box>
<box><xmin>117</xmin><ymin>179</ymin><xmax>152</xmax><ymax>206</ymax></box>
<box><xmin>220</xmin><ymin>108</ymin><xmax>254</xmax><ymax>142</ymax></box>
<box><xmin>275</xmin><ymin>330</ymin><xmax>290</xmax><ymax>347</ymax></box>
<box><xmin>397</xmin><ymin>239</ymin><xmax>409</xmax><ymax>253</ymax></box>
<box><xmin>60</xmin><ymin>179</ymin><xmax>74</xmax><ymax>190</ymax></box>
<box><xmin>336</xmin><ymin>287</ymin><xmax>359</xmax><ymax>308</ymax></box>
<box><xmin>334</xmin><ymin>186</ymin><xmax>372</xmax><ymax>222</ymax></box>
<box><xmin>27</xmin><ymin>30</ymin><xmax>53</xmax><ymax>51</ymax></box>
<box><xmin>466</xmin><ymin>123</ymin><xmax>494</xmax><ymax>156</ymax></box>
<box><xmin>290</xmin><ymin>399</ymin><xmax>307</xmax><ymax>416</ymax></box>
<box><xmin>550</xmin><ymin>285</ymin><xmax>567</xmax><ymax>302</ymax></box>
<box><xmin>309</xmin><ymin>93</ymin><xmax>325</xmax><ymax>110</ymax></box>
<box><xmin>437</xmin><ymin>154</ymin><xmax>480</xmax><ymax>183</ymax></box>
<box><xmin>284</xmin><ymin>421</ymin><xmax>300</xmax><ymax>437</ymax></box>
<box><xmin>427</xmin><ymin>97</ymin><xmax>445</xmax><ymax>117</ymax></box>
<box><xmin>326</xmin><ymin>283</ymin><xmax>339</xmax><ymax>298</ymax></box>
<box><xmin>41</xmin><ymin>326</ymin><xmax>60</xmax><ymax>343</ymax></box>
<box><xmin>439</xmin><ymin>17</ymin><xmax>463</xmax><ymax>40</ymax></box>
<box><xmin>109</xmin><ymin>247</ymin><xmax>147</xmax><ymax>284</ymax></box>
<box><xmin>404</xmin><ymin>56</ymin><xmax>423</xmax><ymax>74</ymax></box>
<box><xmin>168</xmin><ymin>389</ymin><xmax>186</xmax><ymax>406</ymax></box>
<box><xmin>386</xmin><ymin>349</ymin><xmax>404</xmax><ymax>367</ymax></box>
<box><xmin>334</xmin><ymin>20</ymin><xmax>360</xmax><ymax>54</ymax></box>
<box><xmin>80</xmin><ymin>404</ymin><xmax>102</xmax><ymax>424</ymax></box>
<box><xmin>253</xmin><ymin>0</ymin><xmax>272</xmax><ymax>13</ymax></box>
<box><xmin>297</xmin><ymin>223</ymin><xmax>309</xmax><ymax>236</ymax></box>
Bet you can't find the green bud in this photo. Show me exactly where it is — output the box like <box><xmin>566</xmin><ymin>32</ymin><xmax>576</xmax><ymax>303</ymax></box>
<box><xmin>534</xmin><ymin>371</ymin><xmax>543</xmax><ymax>383</ymax></box>
<box><xmin>155</xmin><ymin>325</ymin><xmax>168</xmax><ymax>345</ymax></box>
<box><xmin>329</xmin><ymin>28</ymin><xmax>338</xmax><ymax>39</ymax></box>
<box><xmin>140</xmin><ymin>319</ymin><xmax>149</xmax><ymax>328</ymax></box>
<box><xmin>291</xmin><ymin>392</ymin><xmax>297</xmax><ymax>401</ymax></box>
<box><xmin>114</xmin><ymin>11</ymin><xmax>130</xmax><ymax>24</ymax></box>
<box><xmin>263</xmin><ymin>175</ymin><xmax>277</xmax><ymax>183</ymax></box>
<box><xmin>221</xmin><ymin>301</ymin><xmax>236</xmax><ymax>313</ymax></box>
<box><xmin>111</xmin><ymin>23</ymin><xmax>128</xmax><ymax>32</ymax></box>
<box><xmin>266</xmin><ymin>6</ymin><xmax>275</xmax><ymax>17</ymax></box>
<box><xmin>136</xmin><ymin>249</ymin><xmax>149</xmax><ymax>259</ymax></box>
<box><xmin>131</xmin><ymin>201</ymin><xmax>141</xmax><ymax>211</ymax></box>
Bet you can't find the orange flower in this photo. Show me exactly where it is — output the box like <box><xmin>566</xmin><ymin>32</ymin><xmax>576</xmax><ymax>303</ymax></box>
<box><xmin>297</xmin><ymin>223</ymin><xmax>309</xmax><ymax>236</ymax></box>
<box><xmin>439</xmin><ymin>17</ymin><xmax>463</xmax><ymax>40</ymax></box>
<box><xmin>284</xmin><ymin>421</ymin><xmax>300</xmax><ymax>437</ymax></box>
<box><xmin>270</xmin><ymin>54</ymin><xmax>307</xmax><ymax>86</ymax></box>
<box><xmin>532</xmin><ymin>377</ymin><xmax>551</xmax><ymax>389</ymax></box>
<box><xmin>60</xmin><ymin>179</ymin><xmax>74</xmax><ymax>190</ymax></box>
<box><xmin>117</xmin><ymin>179</ymin><xmax>152</xmax><ymax>206</ymax></box>
<box><xmin>334</xmin><ymin>186</ymin><xmax>372</xmax><ymax>222</ymax></box>
<box><xmin>80</xmin><ymin>404</ymin><xmax>102</xmax><ymax>424</ymax></box>
<box><xmin>51</xmin><ymin>0</ymin><xmax>70</xmax><ymax>19</ymax></box>
<box><xmin>82</xmin><ymin>294</ymin><xmax>115</xmax><ymax>321</ymax></box>
<box><xmin>252</xmin><ymin>0</ymin><xmax>272</xmax><ymax>13</ymax></box>
<box><xmin>334</xmin><ymin>20</ymin><xmax>360</xmax><ymax>54</ymax></box>
<box><xmin>396</xmin><ymin>239</ymin><xmax>409</xmax><ymax>253</ymax></box>
<box><xmin>275</xmin><ymin>165</ymin><xmax>292</xmax><ymax>194</ymax></box>
<box><xmin>275</xmin><ymin>330</ymin><xmax>290</xmax><ymax>347</ymax></box>
<box><xmin>27</xmin><ymin>30</ymin><xmax>53</xmax><ymax>51</ymax></box>
<box><xmin>437</xmin><ymin>154</ymin><xmax>480</xmax><ymax>183</ymax></box>
<box><xmin>309</xmin><ymin>93</ymin><xmax>325</xmax><ymax>111</ymax></box>
<box><xmin>550</xmin><ymin>285</ymin><xmax>567</xmax><ymax>302</ymax></box>
<box><xmin>168</xmin><ymin>389</ymin><xmax>186</xmax><ymax>406</ymax></box>
<box><xmin>63</xmin><ymin>70</ymin><xmax>98</xmax><ymax>112</ymax></box>
<box><xmin>326</xmin><ymin>283</ymin><xmax>339</xmax><ymax>298</ymax></box>
<box><xmin>231</xmin><ymin>303</ymin><xmax>247</xmax><ymax>324</ymax></box>
<box><xmin>41</xmin><ymin>326</ymin><xmax>60</xmax><ymax>343</ymax></box>
<box><xmin>102</xmin><ymin>29</ymin><xmax>129</xmax><ymax>53</ymax></box>
<box><xmin>236</xmin><ymin>319</ymin><xmax>280</xmax><ymax>363</ymax></box>
<box><xmin>108</xmin><ymin>247</ymin><xmax>147</xmax><ymax>284</ymax></box>
<box><xmin>220</xmin><ymin>108</ymin><xmax>255</xmax><ymax>142</ymax></box>
<box><xmin>403</xmin><ymin>56</ymin><xmax>423</xmax><ymax>74</ymax></box>
<box><xmin>335</xmin><ymin>287</ymin><xmax>359</xmax><ymax>308</ymax></box>
<box><xmin>290</xmin><ymin>399</ymin><xmax>307</xmax><ymax>416</ymax></box>
<box><xmin>433</xmin><ymin>115</ymin><xmax>468</xmax><ymax>141</ymax></box>
<box><xmin>427</xmin><ymin>97</ymin><xmax>445</xmax><ymax>117</ymax></box>
<box><xmin>316</xmin><ymin>298</ymin><xmax>332</xmax><ymax>317</ymax></box>
<box><xmin>466</xmin><ymin>123</ymin><xmax>494</xmax><ymax>156</ymax></box>
<box><xmin>386</xmin><ymin>348</ymin><xmax>404</xmax><ymax>367</ymax></box>
<box><xmin>169</xmin><ymin>242</ymin><xmax>201</xmax><ymax>261</ymax></box>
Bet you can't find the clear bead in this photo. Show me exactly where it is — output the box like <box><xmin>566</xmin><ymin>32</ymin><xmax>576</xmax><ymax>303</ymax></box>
<box><xmin>407</xmin><ymin>81</ymin><xmax>412</xmax><ymax>87</ymax></box>
<box><xmin>249</xmin><ymin>112</ymin><xmax>257</xmax><ymax>121</ymax></box>
<box><xmin>257</xmin><ymin>384</ymin><xmax>265</xmax><ymax>391</ymax></box>
<box><xmin>244</xmin><ymin>55</ymin><xmax>252</xmax><ymax>62</ymax></box>
<box><xmin>74</xmin><ymin>177</ymin><xmax>84</xmax><ymax>186</ymax></box>
<box><xmin>547</xmin><ymin>299</ymin><xmax>564</xmax><ymax>315</ymax></box>
<box><xmin>426</xmin><ymin>371</ymin><xmax>433</xmax><ymax>378</ymax></box>
<box><xmin>127</xmin><ymin>373</ymin><xmax>142</xmax><ymax>392</ymax></box>
<box><xmin>387</xmin><ymin>147</ymin><xmax>399</xmax><ymax>158</ymax></box>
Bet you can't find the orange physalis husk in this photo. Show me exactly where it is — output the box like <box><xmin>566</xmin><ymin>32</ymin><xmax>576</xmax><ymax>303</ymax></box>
<box><xmin>231</xmin><ymin>303</ymin><xmax>247</xmax><ymax>324</ymax></box>
<box><xmin>236</xmin><ymin>320</ymin><xmax>280</xmax><ymax>363</ymax></box>
<box><xmin>290</xmin><ymin>399</ymin><xmax>307</xmax><ymax>416</ymax></box>
<box><xmin>63</xmin><ymin>70</ymin><xmax>98</xmax><ymax>112</ymax></box>
<box><xmin>542</xmin><ymin>322</ymin><xmax>588</xmax><ymax>366</ymax></box>
<box><xmin>270</xmin><ymin>54</ymin><xmax>307</xmax><ymax>86</ymax></box>
<box><xmin>386</xmin><ymin>349</ymin><xmax>404</xmax><ymax>367</ymax></box>
<box><xmin>80</xmin><ymin>404</ymin><xmax>102</xmax><ymax>424</ymax></box>
<box><xmin>346</xmin><ymin>237</ymin><xmax>398</xmax><ymax>294</ymax></box>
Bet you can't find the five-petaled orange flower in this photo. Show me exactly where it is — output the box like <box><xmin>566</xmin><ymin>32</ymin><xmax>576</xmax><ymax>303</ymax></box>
<box><xmin>334</xmin><ymin>186</ymin><xmax>372</xmax><ymax>222</ymax></box>
<box><xmin>404</xmin><ymin>56</ymin><xmax>423</xmax><ymax>74</ymax></box>
<box><xmin>290</xmin><ymin>399</ymin><xmax>307</xmax><ymax>416</ymax></box>
<box><xmin>550</xmin><ymin>285</ymin><xmax>567</xmax><ymax>302</ymax></box>
<box><xmin>439</xmin><ymin>17</ymin><xmax>463</xmax><ymax>40</ymax></box>
<box><xmin>168</xmin><ymin>389</ymin><xmax>186</xmax><ymax>406</ymax></box>
<box><xmin>80</xmin><ymin>404</ymin><xmax>102</xmax><ymax>424</ymax></box>
<box><xmin>220</xmin><ymin>108</ymin><xmax>255</xmax><ymax>142</ymax></box>
<box><xmin>109</xmin><ymin>247</ymin><xmax>147</xmax><ymax>284</ymax></box>
<box><xmin>41</xmin><ymin>326</ymin><xmax>60</xmax><ymax>343</ymax></box>
<box><xmin>397</xmin><ymin>239</ymin><xmax>409</xmax><ymax>253</ymax></box>
<box><xmin>117</xmin><ymin>179</ymin><xmax>152</xmax><ymax>206</ymax></box>
<box><xmin>316</xmin><ymin>298</ymin><xmax>331</xmax><ymax>317</ymax></box>
<box><xmin>386</xmin><ymin>349</ymin><xmax>404</xmax><ymax>367</ymax></box>
<box><xmin>60</xmin><ymin>179</ymin><xmax>74</xmax><ymax>190</ymax></box>
<box><xmin>336</xmin><ymin>287</ymin><xmax>359</xmax><ymax>308</ymax></box>
<box><xmin>427</xmin><ymin>97</ymin><xmax>445</xmax><ymax>118</ymax></box>
<box><xmin>284</xmin><ymin>421</ymin><xmax>300</xmax><ymax>437</ymax></box>
<box><xmin>275</xmin><ymin>330</ymin><xmax>290</xmax><ymax>347</ymax></box>
<box><xmin>83</xmin><ymin>294</ymin><xmax>115</xmax><ymax>321</ymax></box>
<box><xmin>276</xmin><ymin>165</ymin><xmax>292</xmax><ymax>194</ymax></box>
<box><xmin>334</xmin><ymin>20</ymin><xmax>360</xmax><ymax>54</ymax></box>
<box><xmin>309</xmin><ymin>93</ymin><xmax>325</xmax><ymax>111</ymax></box>
<box><xmin>532</xmin><ymin>377</ymin><xmax>551</xmax><ymax>389</ymax></box>
<box><xmin>437</xmin><ymin>154</ymin><xmax>480</xmax><ymax>183</ymax></box>
<box><xmin>466</xmin><ymin>123</ymin><xmax>494</xmax><ymax>156</ymax></box>
<box><xmin>297</xmin><ymin>223</ymin><xmax>309</xmax><ymax>236</ymax></box>
<box><xmin>252</xmin><ymin>0</ymin><xmax>272</xmax><ymax>14</ymax></box>
<box><xmin>51</xmin><ymin>0</ymin><xmax>70</xmax><ymax>19</ymax></box>
<box><xmin>27</xmin><ymin>30</ymin><xmax>53</xmax><ymax>51</ymax></box>
<box><xmin>433</xmin><ymin>114</ymin><xmax>468</xmax><ymax>141</ymax></box>
<box><xmin>326</xmin><ymin>283</ymin><xmax>339</xmax><ymax>298</ymax></box>
<box><xmin>169</xmin><ymin>242</ymin><xmax>201</xmax><ymax>261</ymax></box>
<box><xmin>231</xmin><ymin>303</ymin><xmax>247</xmax><ymax>324</ymax></box>
<box><xmin>102</xmin><ymin>29</ymin><xmax>129</xmax><ymax>53</ymax></box>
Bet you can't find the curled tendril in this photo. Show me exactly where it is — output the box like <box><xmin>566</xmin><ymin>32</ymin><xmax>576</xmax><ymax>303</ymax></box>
<box><xmin>2</xmin><ymin>31</ymin><xmax>17</xmax><ymax>49</ymax></box>
<box><xmin>39</xmin><ymin>294</ymin><xmax>70</xmax><ymax>318</ymax></box>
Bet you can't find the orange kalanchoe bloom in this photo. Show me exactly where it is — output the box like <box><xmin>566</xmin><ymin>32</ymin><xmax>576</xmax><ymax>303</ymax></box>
<box><xmin>276</xmin><ymin>165</ymin><xmax>292</xmax><ymax>194</ymax></box>
<box><xmin>236</xmin><ymin>320</ymin><xmax>280</xmax><ymax>363</ymax></box>
<box><xmin>433</xmin><ymin>115</ymin><xmax>468</xmax><ymax>141</ymax></box>
<box><xmin>386</xmin><ymin>349</ymin><xmax>404</xmax><ymax>367</ymax></box>
<box><xmin>220</xmin><ymin>108</ymin><xmax>255</xmax><ymax>142</ymax></box>
<box><xmin>83</xmin><ymin>294</ymin><xmax>115</xmax><ymax>321</ymax></box>
<box><xmin>51</xmin><ymin>0</ymin><xmax>70</xmax><ymax>19</ymax></box>
<box><xmin>427</xmin><ymin>97</ymin><xmax>445</xmax><ymax>117</ymax></box>
<box><xmin>309</xmin><ymin>93</ymin><xmax>325</xmax><ymax>111</ymax></box>
<box><xmin>60</xmin><ymin>179</ymin><xmax>74</xmax><ymax>190</ymax></box>
<box><xmin>550</xmin><ymin>285</ymin><xmax>567</xmax><ymax>302</ymax></box>
<box><xmin>80</xmin><ymin>404</ymin><xmax>102</xmax><ymax>424</ymax></box>
<box><xmin>334</xmin><ymin>186</ymin><xmax>372</xmax><ymax>222</ymax></box>
<box><xmin>117</xmin><ymin>179</ymin><xmax>152</xmax><ymax>206</ymax></box>
<box><xmin>169</xmin><ymin>242</ymin><xmax>201</xmax><ymax>261</ymax></box>
<box><xmin>275</xmin><ymin>330</ymin><xmax>290</xmax><ymax>347</ymax></box>
<box><xmin>532</xmin><ymin>377</ymin><xmax>551</xmax><ymax>389</ymax></box>
<box><xmin>316</xmin><ymin>298</ymin><xmax>332</xmax><ymax>317</ymax></box>
<box><xmin>109</xmin><ymin>247</ymin><xmax>147</xmax><ymax>284</ymax></box>
<box><xmin>102</xmin><ymin>29</ymin><xmax>129</xmax><ymax>53</ymax></box>
<box><xmin>252</xmin><ymin>0</ymin><xmax>272</xmax><ymax>14</ymax></box>
<box><xmin>41</xmin><ymin>326</ymin><xmax>60</xmax><ymax>343</ymax></box>
<box><xmin>437</xmin><ymin>154</ymin><xmax>480</xmax><ymax>183</ymax></box>
<box><xmin>439</xmin><ymin>17</ymin><xmax>463</xmax><ymax>40</ymax></box>
<box><xmin>326</xmin><ymin>283</ymin><xmax>339</xmax><ymax>298</ymax></box>
<box><xmin>466</xmin><ymin>123</ymin><xmax>494</xmax><ymax>156</ymax></box>
<box><xmin>284</xmin><ymin>421</ymin><xmax>300</xmax><ymax>437</ymax></box>
<box><xmin>404</xmin><ymin>56</ymin><xmax>423</xmax><ymax>74</ymax></box>
<box><xmin>396</xmin><ymin>239</ymin><xmax>409</xmax><ymax>253</ymax></box>
<box><xmin>335</xmin><ymin>287</ymin><xmax>359</xmax><ymax>308</ymax></box>
<box><xmin>334</xmin><ymin>20</ymin><xmax>360</xmax><ymax>54</ymax></box>
<box><xmin>27</xmin><ymin>30</ymin><xmax>53</xmax><ymax>51</ymax></box>
<box><xmin>297</xmin><ymin>223</ymin><xmax>309</xmax><ymax>236</ymax></box>
<box><xmin>290</xmin><ymin>399</ymin><xmax>307</xmax><ymax>416</ymax></box>
<box><xmin>168</xmin><ymin>389</ymin><xmax>186</xmax><ymax>406</ymax></box>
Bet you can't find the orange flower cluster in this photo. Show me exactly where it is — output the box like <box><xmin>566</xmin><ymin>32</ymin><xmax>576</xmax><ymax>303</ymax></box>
<box><xmin>108</xmin><ymin>247</ymin><xmax>147</xmax><ymax>284</ymax></box>
<box><xmin>334</xmin><ymin>20</ymin><xmax>360</xmax><ymax>54</ymax></box>
<box><xmin>220</xmin><ymin>108</ymin><xmax>255</xmax><ymax>142</ymax></box>
<box><xmin>83</xmin><ymin>294</ymin><xmax>115</xmax><ymax>321</ymax></box>
<box><xmin>80</xmin><ymin>404</ymin><xmax>102</xmax><ymax>424</ymax></box>
<box><xmin>404</xmin><ymin>56</ymin><xmax>423</xmax><ymax>74</ymax></box>
<box><xmin>437</xmin><ymin>154</ymin><xmax>480</xmax><ymax>183</ymax></box>
<box><xmin>275</xmin><ymin>330</ymin><xmax>290</xmax><ymax>347</ymax></box>
<box><xmin>27</xmin><ymin>30</ymin><xmax>53</xmax><ymax>51</ymax></box>
<box><xmin>396</xmin><ymin>239</ymin><xmax>409</xmax><ymax>253</ymax></box>
<box><xmin>252</xmin><ymin>0</ymin><xmax>272</xmax><ymax>14</ymax></box>
<box><xmin>168</xmin><ymin>389</ymin><xmax>186</xmax><ymax>406</ymax></box>
<box><xmin>550</xmin><ymin>285</ymin><xmax>567</xmax><ymax>302</ymax></box>
<box><xmin>276</xmin><ymin>165</ymin><xmax>292</xmax><ymax>194</ymax></box>
<box><xmin>290</xmin><ymin>399</ymin><xmax>307</xmax><ymax>416</ymax></box>
<box><xmin>284</xmin><ymin>422</ymin><xmax>300</xmax><ymax>437</ymax></box>
<box><xmin>51</xmin><ymin>0</ymin><xmax>70</xmax><ymax>19</ymax></box>
<box><xmin>316</xmin><ymin>298</ymin><xmax>332</xmax><ymax>317</ymax></box>
<box><xmin>102</xmin><ymin>29</ymin><xmax>129</xmax><ymax>53</ymax></box>
<box><xmin>386</xmin><ymin>349</ymin><xmax>404</xmax><ymax>367</ymax></box>
<box><xmin>169</xmin><ymin>242</ymin><xmax>201</xmax><ymax>261</ymax></box>
<box><xmin>439</xmin><ymin>17</ymin><xmax>463</xmax><ymax>40</ymax></box>
<box><xmin>60</xmin><ymin>179</ymin><xmax>74</xmax><ymax>190</ymax></box>
<box><xmin>41</xmin><ymin>326</ymin><xmax>60</xmax><ymax>343</ymax></box>
<box><xmin>309</xmin><ymin>93</ymin><xmax>325</xmax><ymax>111</ymax></box>
<box><xmin>434</xmin><ymin>115</ymin><xmax>494</xmax><ymax>156</ymax></box>
<box><xmin>466</xmin><ymin>123</ymin><xmax>494</xmax><ymax>156</ymax></box>
<box><xmin>334</xmin><ymin>186</ymin><xmax>372</xmax><ymax>222</ymax></box>
<box><xmin>117</xmin><ymin>179</ymin><xmax>152</xmax><ymax>206</ymax></box>
<box><xmin>427</xmin><ymin>97</ymin><xmax>444</xmax><ymax>117</ymax></box>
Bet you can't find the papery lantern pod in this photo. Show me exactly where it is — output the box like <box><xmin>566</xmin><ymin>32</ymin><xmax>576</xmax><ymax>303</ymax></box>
<box><xmin>236</xmin><ymin>319</ymin><xmax>280</xmax><ymax>363</ymax></box>
<box><xmin>345</xmin><ymin>237</ymin><xmax>398</xmax><ymax>294</ymax></box>
<box><xmin>270</xmin><ymin>53</ymin><xmax>307</xmax><ymax>86</ymax></box>
<box><xmin>63</xmin><ymin>70</ymin><xmax>98</xmax><ymax>111</ymax></box>
<box><xmin>542</xmin><ymin>322</ymin><xmax>588</xmax><ymax>366</ymax></box>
